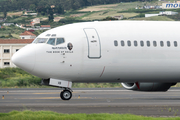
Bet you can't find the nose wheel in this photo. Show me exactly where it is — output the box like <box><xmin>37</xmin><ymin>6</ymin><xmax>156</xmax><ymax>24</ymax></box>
<box><xmin>60</xmin><ymin>89</ymin><xmax>72</xmax><ymax>100</ymax></box>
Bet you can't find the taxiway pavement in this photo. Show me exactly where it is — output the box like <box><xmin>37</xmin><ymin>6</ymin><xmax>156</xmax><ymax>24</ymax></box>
<box><xmin>0</xmin><ymin>88</ymin><xmax>180</xmax><ymax>116</ymax></box>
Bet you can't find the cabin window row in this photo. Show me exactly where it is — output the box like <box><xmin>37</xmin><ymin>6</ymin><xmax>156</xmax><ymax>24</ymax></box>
<box><xmin>114</xmin><ymin>40</ymin><xmax>178</xmax><ymax>47</ymax></box>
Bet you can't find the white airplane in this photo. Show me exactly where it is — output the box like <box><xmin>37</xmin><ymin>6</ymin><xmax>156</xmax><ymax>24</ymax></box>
<box><xmin>12</xmin><ymin>21</ymin><xmax>179</xmax><ymax>100</ymax></box>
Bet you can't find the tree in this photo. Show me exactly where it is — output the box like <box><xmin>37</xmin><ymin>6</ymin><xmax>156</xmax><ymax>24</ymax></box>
<box><xmin>49</xmin><ymin>13</ymin><xmax>54</xmax><ymax>22</ymax></box>
<box><xmin>48</xmin><ymin>7</ymin><xmax>54</xmax><ymax>21</ymax></box>
<box><xmin>87</xmin><ymin>0</ymin><xmax>93</xmax><ymax>6</ymax></box>
<box><xmin>3</xmin><ymin>10</ymin><xmax>7</xmax><ymax>19</ymax></box>
<box><xmin>72</xmin><ymin>0</ymin><xmax>84</xmax><ymax>10</ymax></box>
<box><xmin>30</xmin><ymin>4</ymin><xmax>36</xmax><ymax>11</ymax></box>
<box><xmin>59</xmin><ymin>0</ymin><xmax>73</xmax><ymax>10</ymax></box>
<box><xmin>37</xmin><ymin>6</ymin><xmax>46</xmax><ymax>15</ymax></box>
<box><xmin>8</xmin><ymin>33</ymin><xmax>13</xmax><ymax>38</ymax></box>
<box><xmin>38</xmin><ymin>0</ymin><xmax>48</xmax><ymax>8</ymax></box>
<box><xmin>0</xmin><ymin>0</ymin><xmax>149</xmax><ymax>14</ymax></box>
<box><xmin>83</xmin><ymin>0</ymin><xmax>89</xmax><ymax>6</ymax></box>
<box><xmin>55</xmin><ymin>5</ymin><xmax>64</xmax><ymax>14</ymax></box>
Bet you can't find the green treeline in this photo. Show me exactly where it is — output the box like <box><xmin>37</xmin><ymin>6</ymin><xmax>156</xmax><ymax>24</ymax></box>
<box><xmin>0</xmin><ymin>0</ymin><xmax>152</xmax><ymax>16</ymax></box>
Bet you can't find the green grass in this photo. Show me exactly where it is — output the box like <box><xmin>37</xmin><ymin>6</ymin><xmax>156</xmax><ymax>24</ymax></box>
<box><xmin>5</xmin><ymin>15</ymin><xmax>34</xmax><ymax>24</ymax></box>
<box><xmin>0</xmin><ymin>110</ymin><xmax>180</xmax><ymax>120</ymax></box>
<box><xmin>73</xmin><ymin>83</ymin><xmax>122</xmax><ymax>88</ymax></box>
<box><xmin>133</xmin><ymin>16</ymin><xmax>174</xmax><ymax>21</ymax></box>
<box><xmin>11</xmin><ymin>33</ymin><xmax>20</xmax><ymax>39</ymax></box>
<box><xmin>167</xmin><ymin>13</ymin><xmax>180</xmax><ymax>21</ymax></box>
<box><xmin>0</xmin><ymin>68</ymin><xmax>42</xmax><ymax>88</ymax></box>
<box><xmin>80</xmin><ymin>2</ymin><xmax>179</xmax><ymax>21</ymax></box>
<box><xmin>0</xmin><ymin>26</ymin><xmax>25</xmax><ymax>37</ymax></box>
<box><xmin>1</xmin><ymin>68</ymin><xmax>180</xmax><ymax>88</ymax></box>
<box><xmin>0</xmin><ymin>25</ymin><xmax>43</xmax><ymax>39</ymax></box>
<box><xmin>117</xmin><ymin>2</ymin><xmax>143</xmax><ymax>11</ymax></box>
<box><xmin>118</xmin><ymin>9</ymin><xmax>163</xmax><ymax>14</ymax></box>
<box><xmin>0</xmin><ymin>68</ymin><xmax>122</xmax><ymax>88</ymax></box>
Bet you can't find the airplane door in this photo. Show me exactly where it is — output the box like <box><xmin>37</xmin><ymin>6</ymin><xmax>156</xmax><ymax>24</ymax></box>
<box><xmin>84</xmin><ymin>28</ymin><xmax>101</xmax><ymax>58</ymax></box>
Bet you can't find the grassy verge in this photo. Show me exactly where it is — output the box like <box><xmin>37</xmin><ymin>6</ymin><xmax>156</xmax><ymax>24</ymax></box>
<box><xmin>0</xmin><ymin>25</ymin><xmax>25</xmax><ymax>39</ymax></box>
<box><xmin>0</xmin><ymin>110</ymin><xmax>180</xmax><ymax>120</ymax></box>
<box><xmin>0</xmin><ymin>68</ymin><xmax>122</xmax><ymax>88</ymax></box>
<box><xmin>167</xmin><ymin>13</ymin><xmax>180</xmax><ymax>21</ymax></box>
<box><xmin>1</xmin><ymin>67</ymin><xmax>180</xmax><ymax>88</ymax></box>
<box><xmin>0</xmin><ymin>68</ymin><xmax>42</xmax><ymax>88</ymax></box>
<box><xmin>133</xmin><ymin>16</ymin><xmax>174</xmax><ymax>21</ymax></box>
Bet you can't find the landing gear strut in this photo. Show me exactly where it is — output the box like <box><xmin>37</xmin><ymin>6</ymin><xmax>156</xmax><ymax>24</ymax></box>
<box><xmin>60</xmin><ymin>88</ymin><xmax>73</xmax><ymax>100</ymax></box>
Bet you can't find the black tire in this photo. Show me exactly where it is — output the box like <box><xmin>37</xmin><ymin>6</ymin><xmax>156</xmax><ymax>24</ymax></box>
<box><xmin>60</xmin><ymin>91</ymin><xmax>64</xmax><ymax>100</ymax></box>
<box><xmin>60</xmin><ymin>90</ymin><xmax>72</xmax><ymax>100</ymax></box>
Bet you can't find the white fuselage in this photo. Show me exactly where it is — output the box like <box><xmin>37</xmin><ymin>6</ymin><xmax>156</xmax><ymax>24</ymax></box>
<box><xmin>12</xmin><ymin>21</ymin><xmax>180</xmax><ymax>83</ymax></box>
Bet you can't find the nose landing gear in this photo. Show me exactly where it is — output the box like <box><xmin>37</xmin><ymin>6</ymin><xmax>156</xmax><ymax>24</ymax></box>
<box><xmin>60</xmin><ymin>88</ymin><xmax>73</xmax><ymax>100</ymax></box>
<box><xmin>41</xmin><ymin>78</ymin><xmax>73</xmax><ymax>100</ymax></box>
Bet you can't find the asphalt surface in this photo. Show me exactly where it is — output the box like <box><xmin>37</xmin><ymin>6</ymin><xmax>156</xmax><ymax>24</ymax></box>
<box><xmin>1</xmin><ymin>88</ymin><xmax>180</xmax><ymax>116</ymax></box>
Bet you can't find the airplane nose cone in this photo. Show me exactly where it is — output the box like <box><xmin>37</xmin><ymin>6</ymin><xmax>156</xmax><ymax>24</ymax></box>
<box><xmin>12</xmin><ymin>45</ymin><xmax>35</xmax><ymax>73</ymax></box>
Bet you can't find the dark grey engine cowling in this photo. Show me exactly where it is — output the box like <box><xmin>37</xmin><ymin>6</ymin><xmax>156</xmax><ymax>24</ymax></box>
<box><xmin>121</xmin><ymin>82</ymin><xmax>176</xmax><ymax>92</ymax></box>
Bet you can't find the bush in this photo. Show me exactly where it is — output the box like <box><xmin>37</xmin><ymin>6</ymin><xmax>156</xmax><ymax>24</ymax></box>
<box><xmin>0</xmin><ymin>68</ymin><xmax>123</xmax><ymax>88</ymax></box>
<box><xmin>102</xmin><ymin>16</ymin><xmax>118</xmax><ymax>21</ymax></box>
<box><xmin>132</xmin><ymin>13</ymin><xmax>145</xmax><ymax>18</ymax></box>
<box><xmin>167</xmin><ymin>13</ymin><xmax>180</xmax><ymax>21</ymax></box>
<box><xmin>118</xmin><ymin>9</ymin><xmax>166</xmax><ymax>14</ymax></box>
<box><xmin>0</xmin><ymin>68</ymin><xmax>41</xmax><ymax>88</ymax></box>
<box><xmin>102</xmin><ymin>11</ymin><xmax>108</xmax><ymax>15</ymax></box>
<box><xmin>58</xmin><ymin>17</ymin><xmax>87</xmax><ymax>24</ymax></box>
<box><xmin>0</xmin><ymin>35</ymin><xmax>5</xmax><ymax>38</ymax></box>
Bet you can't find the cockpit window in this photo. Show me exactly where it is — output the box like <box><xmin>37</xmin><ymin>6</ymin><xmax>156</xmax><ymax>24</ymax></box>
<box><xmin>32</xmin><ymin>38</ymin><xmax>48</xmax><ymax>43</ymax></box>
<box><xmin>46</xmin><ymin>34</ymin><xmax>51</xmax><ymax>36</ymax></box>
<box><xmin>47</xmin><ymin>38</ymin><xmax>56</xmax><ymax>45</ymax></box>
<box><xmin>52</xmin><ymin>34</ymin><xmax>56</xmax><ymax>37</ymax></box>
<box><xmin>56</xmin><ymin>38</ymin><xmax>65</xmax><ymax>45</ymax></box>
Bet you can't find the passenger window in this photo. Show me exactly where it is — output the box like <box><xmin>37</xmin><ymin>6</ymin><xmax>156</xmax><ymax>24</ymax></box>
<box><xmin>56</xmin><ymin>38</ymin><xmax>65</xmax><ymax>45</ymax></box>
<box><xmin>114</xmin><ymin>40</ymin><xmax>118</xmax><ymax>46</ymax></box>
<box><xmin>153</xmin><ymin>41</ymin><xmax>157</xmax><ymax>47</ymax></box>
<box><xmin>127</xmin><ymin>41</ymin><xmax>131</xmax><ymax>46</ymax></box>
<box><xmin>160</xmin><ymin>41</ymin><xmax>164</xmax><ymax>47</ymax></box>
<box><xmin>167</xmin><ymin>41</ymin><xmax>170</xmax><ymax>47</ymax></box>
<box><xmin>134</xmin><ymin>41</ymin><xmax>137</xmax><ymax>47</ymax></box>
<box><xmin>121</xmin><ymin>41</ymin><xmax>125</xmax><ymax>46</ymax></box>
<box><xmin>140</xmin><ymin>41</ymin><xmax>144</xmax><ymax>47</ymax></box>
<box><xmin>47</xmin><ymin>38</ymin><xmax>56</xmax><ymax>45</ymax></box>
<box><xmin>174</xmin><ymin>41</ymin><xmax>178</xmax><ymax>47</ymax></box>
<box><xmin>147</xmin><ymin>41</ymin><xmax>150</xmax><ymax>47</ymax></box>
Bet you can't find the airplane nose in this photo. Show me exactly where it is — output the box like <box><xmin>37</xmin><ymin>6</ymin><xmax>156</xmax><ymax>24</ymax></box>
<box><xmin>11</xmin><ymin>45</ymin><xmax>35</xmax><ymax>73</ymax></box>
